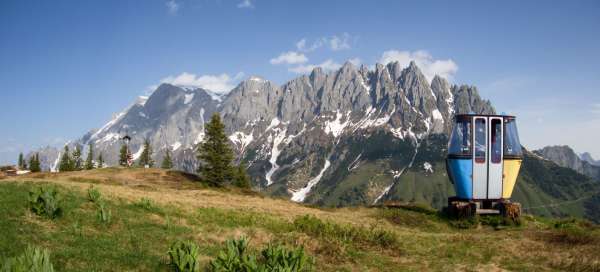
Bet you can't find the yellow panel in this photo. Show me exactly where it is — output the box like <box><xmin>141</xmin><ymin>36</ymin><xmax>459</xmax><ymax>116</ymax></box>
<box><xmin>502</xmin><ymin>159</ymin><xmax>522</xmax><ymax>199</ymax></box>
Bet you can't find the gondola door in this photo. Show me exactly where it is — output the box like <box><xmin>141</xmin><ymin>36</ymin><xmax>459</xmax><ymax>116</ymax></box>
<box><xmin>487</xmin><ymin>117</ymin><xmax>503</xmax><ymax>199</ymax></box>
<box><xmin>472</xmin><ymin>117</ymin><xmax>488</xmax><ymax>199</ymax></box>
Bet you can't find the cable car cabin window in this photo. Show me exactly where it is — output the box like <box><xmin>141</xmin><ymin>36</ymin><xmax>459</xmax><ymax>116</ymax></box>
<box><xmin>504</xmin><ymin>118</ymin><xmax>523</xmax><ymax>157</ymax></box>
<box><xmin>474</xmin><ymin>118</ymin><xmax>486</xmax><ymax>163</ymax></box>
<box><xmin>491</xmin><ymin>119</ymin><xmax>502</xmax><ymax>163</ymax></box>
<box><xmin>448</xmin><ymin>118</ymin><xmax>471</xmax><ymax>156</ymax></box>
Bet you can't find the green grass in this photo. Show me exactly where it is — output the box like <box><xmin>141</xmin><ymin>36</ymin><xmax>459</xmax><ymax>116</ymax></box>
<box><xmin>1</xmin><ymin>179</ymin><xmax>599</xmax><ymax>271</ymax></box>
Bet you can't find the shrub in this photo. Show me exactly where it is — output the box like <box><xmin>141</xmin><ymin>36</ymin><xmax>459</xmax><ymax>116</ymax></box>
<box><xmin>28</xmin><ymin>186</ymin><xmax>62</xmax><ymax>219</ymax></box>
<box><xmin>1</xmin><ymin>245</ymin><xmax>55</xmax><ymax>272</ymax></box>
<box><xmin>168</xmin><ymin>240</ymin><xmax>201</xmax><ymax>272</ymax></box>
<box><xmin>210</xmin><ymin>237</ymin><xmax>257</xmax><ymax>271</ymax></box>
<box><xmin>209</xmin><ymin>237</ymin><xmax>312</xmax><ymax>272</ymax></box>
<box><xmin>261</xmin><ymin>243</ymin><xmax>309</xmax><ymax>271</ymax></box>
<box><xmin>96</xmin><ymin>202</ymin><xmax>112</xmax><ymax>224</ymax></box>
<box><xmin>87</xmin><ymin>186</ymin><xmax>102</xmax><ymax>203</ymax></box>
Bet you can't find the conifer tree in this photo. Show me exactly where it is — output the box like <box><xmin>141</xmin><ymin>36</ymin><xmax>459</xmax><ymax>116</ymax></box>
<box><xmin>119</xmin><ymin>144</ymin><xmax>129</xmax><ymax>167</ymax></box>
<box><xmin>84</xmin><ymin>143</ymin><xmax>94</xmax><ymax>170</ymax></box>
<box><xmin>97</xmin><ymin>153</ymin><xmax>104</xmax><ymax>168</ymax></box>
<box><xmin>29</xmin><ymin>153</ymin><xmax>41</xmax><ymax>172</ymax></box>
<box><xmin>18</xmin><ymin>153</ymin><xmax>24</xmax><ymax>169</ymax></box>
<box><xmin>138</xmin><ymin>139</ymin><xmax>154</xmax><ymax>168</ymax></box>
<box><xmin>72</xmin><ymin>145</ymin><xmax>83</xmax><ymax>171</ymax></box>
<box><xmin>58</xmin><ymin>146</ymin><xmax>73</xmax><ymax>172</ymax></box>
<box><xmin>28</xmin><ymin>155</ymin><xmax>35</xmax><ymax>172</ymax></box>
<box><xmin>197</xmin><ymin>113</ymin><xmax>234</xmax><ymax>185</ymax></box>
<box><xmin>161</xmin><ymin>148</ymin><xmax>173</xmax><ymax>169</ymax></box>
<box><xmin>233</xmin><ymin>162</ymin><xmax>251</xmax><ymax>189</ymax></box>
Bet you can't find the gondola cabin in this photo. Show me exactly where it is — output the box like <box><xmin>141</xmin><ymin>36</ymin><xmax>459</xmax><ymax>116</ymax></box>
<box><xmin>446</xmin><ymin>114</ymin><xmax>523</xmax><ymax>217</ymax></box>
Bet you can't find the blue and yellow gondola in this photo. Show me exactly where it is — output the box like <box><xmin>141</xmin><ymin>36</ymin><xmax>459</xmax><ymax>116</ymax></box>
<box><xmin>446</xmin><ymin>114</ymin><xmax>523</xmax><ymax>202</ymax></box>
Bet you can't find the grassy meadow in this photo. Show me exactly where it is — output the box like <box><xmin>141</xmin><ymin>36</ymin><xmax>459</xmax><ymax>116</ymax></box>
<box><xmin>0</xmin><ymin>168</ymin><xmax>599</xmax><ymax>271</ymax></box>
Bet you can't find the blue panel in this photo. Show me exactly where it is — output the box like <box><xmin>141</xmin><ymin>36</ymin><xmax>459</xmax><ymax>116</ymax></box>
<box><xmin>447</xmin><ymin>159</ymin><xmax>473</xmax><ymax>199</ymax></box>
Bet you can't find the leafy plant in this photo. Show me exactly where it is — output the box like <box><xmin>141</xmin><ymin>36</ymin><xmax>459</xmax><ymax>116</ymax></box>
<box><xmin>209</xmin><ymin>237</ymin><xmax>258</xmax><ymax>271</ymax></box>
<box><xmin>96</xmin><ymin>202</ymin><xmax>112</xmax><ymax>224</ymax></box>
<box><xmin>28</xmin><ymin>186</ymin><xmax>62</xmax><ymax>219</ymax></box>
<box><xmin>167</xmin><ymin>240</ymin><xmax>201</xmax><ymax>272</ymax></box>
<box><xmin>1</xmin><ymin>245</ymin><xmax>55</xmax><ymax>272</ymax></box>
<box><xmin>209</xmin><ymin>237</ymin><xmax>312</xmax><ymax>272</ymax></box>
<box><xmin>87</xmin><ymin>186</ymin><xmax>102</xmax><ymax>203</ymax></box>
<box><xmin>261</xmin><ymin>243</ymin><xmax>309</xmax><ymax>272</ymax></box>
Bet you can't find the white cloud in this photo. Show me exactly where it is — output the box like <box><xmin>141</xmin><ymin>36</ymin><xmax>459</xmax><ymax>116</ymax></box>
<box><xmin>166</xmin><ymin>0</ymin><xmax>179</xmax><ymax>15</ymax></box>
<box><xmin>329</xmin><ymin>33</ymin><xmax>351</xmax><ymax>51</ymax></box>
<box><xmin>348</xmin><ymin>57</ymin><xmax>361</xmax><ymax>66</ymax></box>
<box><xmin>296</xmin><ymin>33</ymin><xmax>354</xmax><ymax>52</ymax></box>
<box><xmin>289</xmin><ymin>59</ymin><xmax>342</xmax><ymax>74</ymax></box>
<box><xmin>270</xmin><ymin>51</ymin><xmax>308</xmax><ymax>65</ymax></box>
<box><xmin>237</xmin><ymin>0</ymin><xmax>254</xmax><ymax>8</ymax></box>
<box><xmin>159</xmin><ymin>72</ymin><xmax>244</xmax><ymax>93</ymax></box>
<box><xmin>378</xmin><ymin>50</ymin><xmax>458</xmax><ymax>81</ymax></box>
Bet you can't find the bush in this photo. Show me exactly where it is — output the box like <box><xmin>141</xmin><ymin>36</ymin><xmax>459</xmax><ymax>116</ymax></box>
<box><xmin>87</xmin><ymin>186</ymin><xmax>102</xmax><ymax>203</ymax></box>
<box><xmin>210</xmin><ymin>237</ymin><xmax>257</xmax><ymax>271</ymax></box>
<box><xmin>1</xmin><ymin>245</ymin><xmax>55</xmax><ymax>272</ymax></box>
<box><xmin>293</xmin><ymin>215</ymin><xmax>398</xmax><ymax>249</ymax></box>
<box><xmin>28</xmin><ymin>187</ymin><xmax>62</xmax><ymax>219</ymax></box>
<box><xmin>209</xmin><ymin>237</ymin><xmax>311</xmax><ymax>272</ymax></box>
<box><xmin>261</xmin><ymin>243</ymin><xmax>309</xmax><ymax>271</ymax></box>
<box><xmin>168</xmin><ymin>240</ymin><xmax>201</xmax><ymax>272</ymax></box>
<box><xmin>96</xmin><ymin>202</ymin><xmax>112</xmax><ymax>224</ymax></box>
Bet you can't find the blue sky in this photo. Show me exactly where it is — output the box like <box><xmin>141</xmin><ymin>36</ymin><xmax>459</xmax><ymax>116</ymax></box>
<box><xmin>1</xmin><ymin>0</ymin><xmax>599</xmax><ymax>164</ymax></box>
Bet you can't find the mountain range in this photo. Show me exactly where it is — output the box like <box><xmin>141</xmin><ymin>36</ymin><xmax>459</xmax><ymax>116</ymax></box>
<box><xmin>534</xmin><ymin>145</ymin><xmax>600</xmax><ymax>180</ymax></box>
<box><xmin>29</xmin><ymin>61</ymin><xmax>600</xmax><ymax>222</ymax></box>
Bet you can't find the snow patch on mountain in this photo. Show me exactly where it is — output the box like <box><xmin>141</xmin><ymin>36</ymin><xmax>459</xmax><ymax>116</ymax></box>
<box><xmin>51</xmin><ymin>152</ymin><xmax>61</xmax><ymax>172</ymax></box>
<box><xmin>324</xmin><ymin>111</ymin><xmax>351</xmax><ymax>138</ymax></box>
<box><xmin>98</xmin><ymin>133</ymin><xmax>120</xmax><ymax>144</ymax></box>
<box><xmin>374</xmin><ymin>168</ymin><xmax>406</xmax><ymax>204</ymax></box>
<box><xmin>291</xmin><ymin>159</ymin><xmax>331</xmax><ymax>202</ymax></box>
<box><xmin>229</xmin><ymin>131</ymin><xmax>254</xmax><ymax>153</ymax></box>
<box><xmin>432</xmin><ymin>109</ymin><xmax>443</xmax><ymax>120</ymax></box>
<box><xmin>184</xmin><ymin>93</ymin><xmax>194</xmax><ymax>104</ymax></box>
<box><xmin>132</xmin><ymin>146</ymin><xmax>144</xmax><ymax>161</ymax></box>
<box><xmin>171</xmin><ymin>141</ymin><xmax>182</xmax><ymax>151</ymax></box>
<box><xmin>423</xmin><ymin>162</ymin><xmax>433</xmax><ymax>173</ymax></box>
<box><xmin>265</xmin><ymin>120</ymin><xmax>287</xmax><ymax>186</ymax></box>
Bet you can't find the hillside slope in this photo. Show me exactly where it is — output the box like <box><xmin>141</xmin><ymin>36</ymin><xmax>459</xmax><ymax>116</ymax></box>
<box><xmin>1</xmin><ymin>168</ymin><xmax>599</xmax><ymax>271</ymax></box>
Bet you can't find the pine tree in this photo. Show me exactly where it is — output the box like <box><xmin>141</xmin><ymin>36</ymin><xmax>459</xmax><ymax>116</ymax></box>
<box><xmin>233</xmin><ymin>162</ymin><xmax>251</xmax><ymax>189</ymax></box>
<box><xmin>119</xmin><ymin>144</ymin><xmax>129</xmax><ymax>167</ymax></box>
<box><xmin>84</xmin><ymin>143</ymin><xmax>94</xmax><ymax>170</ymax></box>
<box><xmin>161</xmin><ymin>148</ymin><xmax>173</xmax><ymax>169</ymax></box>
<box><xmin>138</xmin><ymin>139</ymin><xmax>154</xmax><ymax>168</ymax></box>
<box><xmin>18</xmin><ymin>153</ymin><xmax>24</xmax><ymax>169</ymax></box>
<box><xmin>197</xmin><ymin>113</ymin><xmax>234</xmax><ymax>185</ymax></box>
<box><xmin>28</xmin><ymin>156</ymin><xmax>35</xmax><ymax>172</ymax></box>
<box><xmin>72</xmin><ymin>145</ymin><xmax>83</xmax><ymax>171</ymax></box>
<box><xmin>58</xmin><ymin>146</ymin><xmax>73</xmax><ymax>172</ymax></box>
<box><xmin>97</xmin><ymin>153</ymin><xmax>104</xmax><ymax>168</ymax></box>
<box><xmin>29</xmin><ymin>153</ymin><xmax>41</xmax><ymax>172</ymax></box>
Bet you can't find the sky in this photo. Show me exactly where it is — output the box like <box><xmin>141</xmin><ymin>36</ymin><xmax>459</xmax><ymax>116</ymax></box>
<box><xmin>1</xmin><ymin>0</ymin><xmax>599</xmax><ymax>164</ymax></box>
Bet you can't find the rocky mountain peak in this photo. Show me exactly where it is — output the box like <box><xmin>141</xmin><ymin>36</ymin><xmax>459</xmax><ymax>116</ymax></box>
<box><xmin>580</xmin><ymin>152</ymin><xmax>600</xmax><ymax>166</ymax></box>
<box><xmin>534</xmin><ymin>145</ymin><xmax>600</xmax><ymax>180</ymax></box>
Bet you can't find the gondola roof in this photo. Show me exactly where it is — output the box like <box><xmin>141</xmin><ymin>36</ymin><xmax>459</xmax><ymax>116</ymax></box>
<box><xmin>454</xmin><ymin>113</ymin><xmax>516</xmax><ymax>119</ymax></box>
